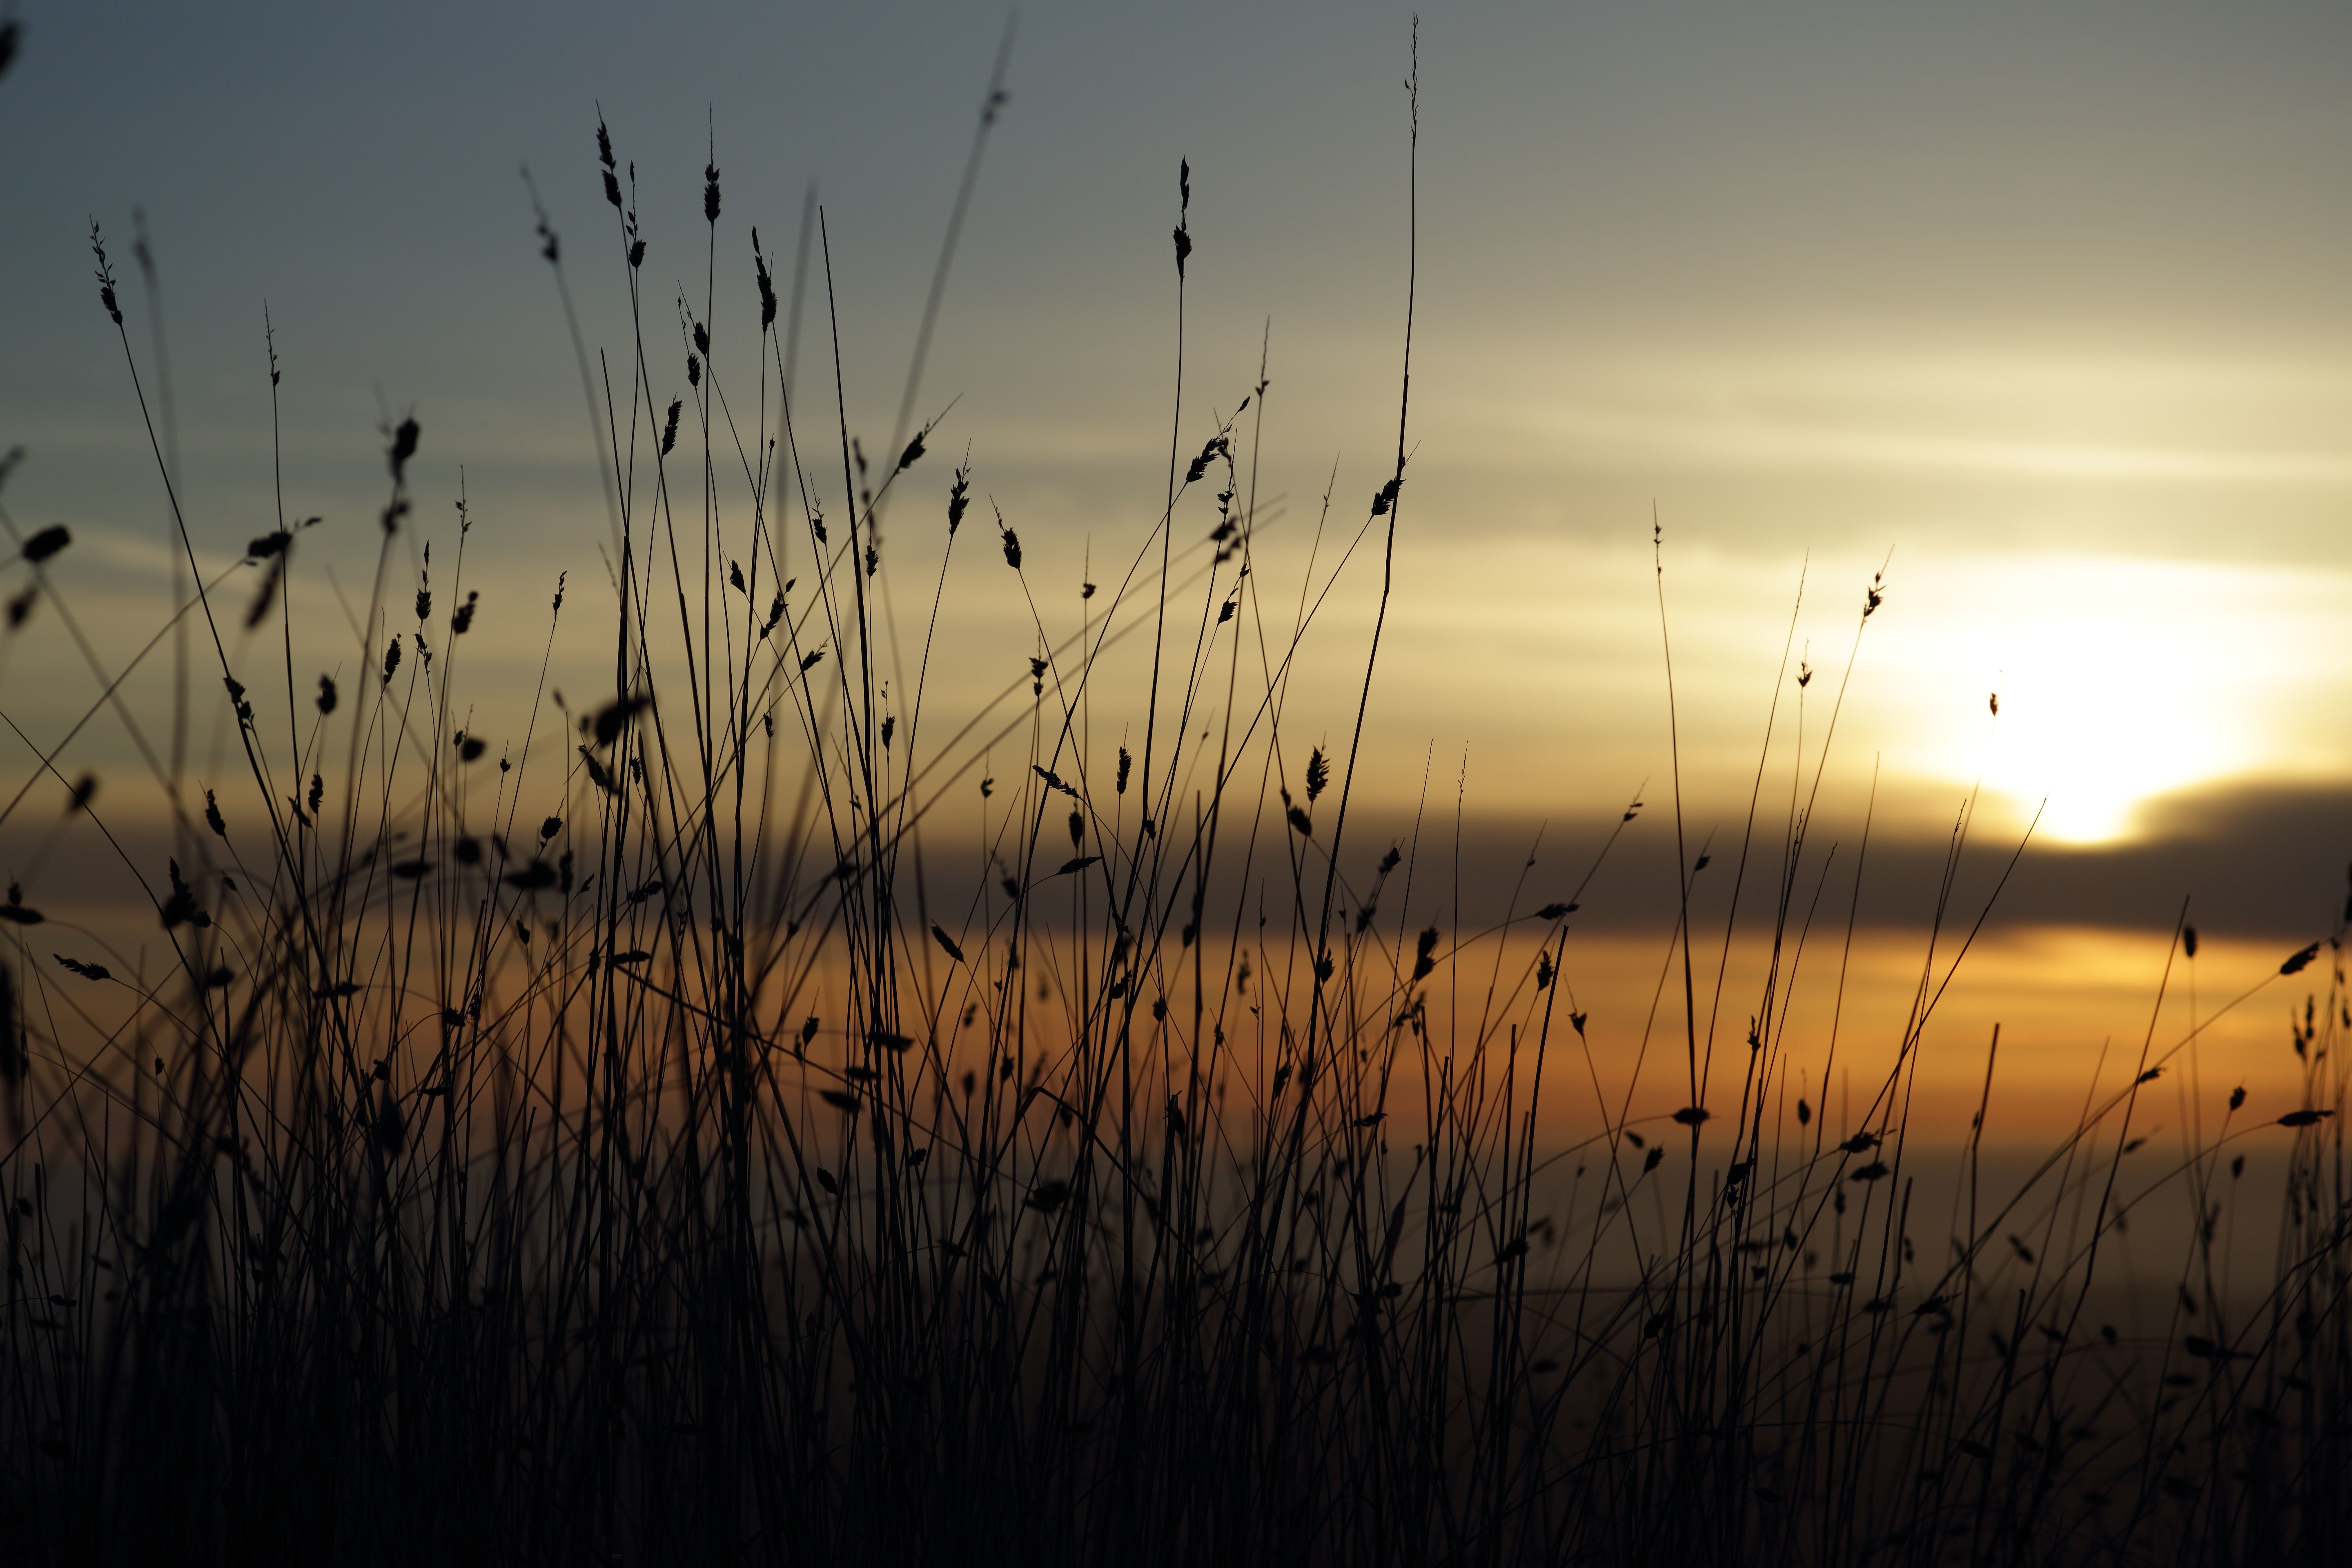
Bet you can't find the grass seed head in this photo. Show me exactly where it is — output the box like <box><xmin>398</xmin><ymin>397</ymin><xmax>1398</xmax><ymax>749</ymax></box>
<box><xmin>90</xmin><ymin>224</ymin><xmax>121</xmax><ymax>326</ymax></box>
<box><xmin>753</xmin><ymin>229</ymin><xmax>776</xmax><ymax>328</ymax></box>
<box><xmin>388</xmin><ymin>417</ymin><xmax>419</xmax><ymax>485</ymax></box>
<box><xmin>947</xmin><ymin>466</ymin><xmax>969</xmax><ymax>534</ymax></box>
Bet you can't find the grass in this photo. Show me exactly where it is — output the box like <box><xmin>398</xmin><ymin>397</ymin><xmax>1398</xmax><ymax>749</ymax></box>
<box><xmin>4</xmin><ymin>45</ymin><xmax>2352</xmax><ymax>1567</ymax></box>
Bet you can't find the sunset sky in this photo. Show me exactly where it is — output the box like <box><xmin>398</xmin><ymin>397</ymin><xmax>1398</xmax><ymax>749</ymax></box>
<box><xmin>3</xmin><ymin>0</ymin><xmax>2348</xmax><ymax>1122</ymax></box>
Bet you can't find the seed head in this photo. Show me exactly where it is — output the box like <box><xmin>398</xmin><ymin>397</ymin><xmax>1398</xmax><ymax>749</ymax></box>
<box><xmin>90</xmin><ymin>225</ymin><xmax>122</xmax><ymax>326</ymax></box>
<box><xmin>947</xmin><ymin>466</ymin><xmax>970</xmax><ymax>535</ymax></box>
<box><xmin>753</xmin><ymin>229</ymin><xmax>776</xmax><ymax>329</ymax></box>
<box><xmin>1184</xmin><ymin>433</ymin><xmax>1226</xmax><ymax>486</ymax></box>
<box><xmin>592</xmin><ymin>694</ymin><xmax>650</xmax><ymax>748</ymax></box>
<box><xmin>388</xmin><ymin>417</ymin><xmax>420</xmax><ymax>485</ymax></box>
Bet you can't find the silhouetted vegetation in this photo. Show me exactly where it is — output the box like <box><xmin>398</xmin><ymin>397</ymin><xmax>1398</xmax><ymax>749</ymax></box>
<box><xmin>3</xmin><ymin>39</ymin><xmax>2350</xmax><ymax>1566</ymax></box>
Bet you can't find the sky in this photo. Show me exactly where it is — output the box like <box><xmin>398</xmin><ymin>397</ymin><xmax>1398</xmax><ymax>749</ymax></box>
<box><xmin>2</xmin><ymin>0</ymin><xmax>2350</xmax><ymax>1110</ymax></box>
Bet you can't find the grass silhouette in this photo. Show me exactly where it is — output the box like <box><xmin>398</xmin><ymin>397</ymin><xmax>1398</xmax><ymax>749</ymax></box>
<box><xmin>4</xmin><ymin>38</ymin><xmax>2352</xmax><ymax>1568</ymax></box>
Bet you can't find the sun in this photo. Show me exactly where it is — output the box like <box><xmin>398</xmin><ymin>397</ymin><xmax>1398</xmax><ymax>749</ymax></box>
<box><xmin>1976</xmin><ymin>609</ymin><xmax>2246</xmax><ymax>844</ymax></box>
<box><xmin>1866</xmin><ymin>554</ymin><xmax>2347</xmax><ymax>846</ymax></box>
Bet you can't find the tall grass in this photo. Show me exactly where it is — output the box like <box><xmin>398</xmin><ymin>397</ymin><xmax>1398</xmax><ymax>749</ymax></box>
<box><xmin>4</xmin><ymin>55</ymin><xmax>2352</xmax><ymax>1568</ymax></box>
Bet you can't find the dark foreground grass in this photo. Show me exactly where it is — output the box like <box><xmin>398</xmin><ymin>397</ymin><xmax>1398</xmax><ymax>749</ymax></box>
<box><xmin>5</xmin><ymin>60</ymin><xmax>2352</xmax><ymax>1568</ymax></box>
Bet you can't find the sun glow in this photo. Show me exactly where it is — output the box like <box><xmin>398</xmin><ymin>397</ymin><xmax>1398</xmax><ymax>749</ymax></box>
<box><xmin>1863</xmin><ymin>555</ymin><xmax>2352</xmax><ymax>844</ymax></box>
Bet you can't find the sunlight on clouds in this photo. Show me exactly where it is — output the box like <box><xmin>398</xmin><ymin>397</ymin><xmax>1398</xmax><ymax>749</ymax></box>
<box><xmin>1451</xmin><ymin>350</ymin><xmax>2352</xmax><ymax>487</ymax></box>
<box><xmin>1359</xmin><ymin>539</ymin><xmax>2352</xmax><ymax>844</ymax></box>
<box><xmin>1856</xmin><ymin>555</ymin><xmax>2352</xmax><ymax>843</ymax></box>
